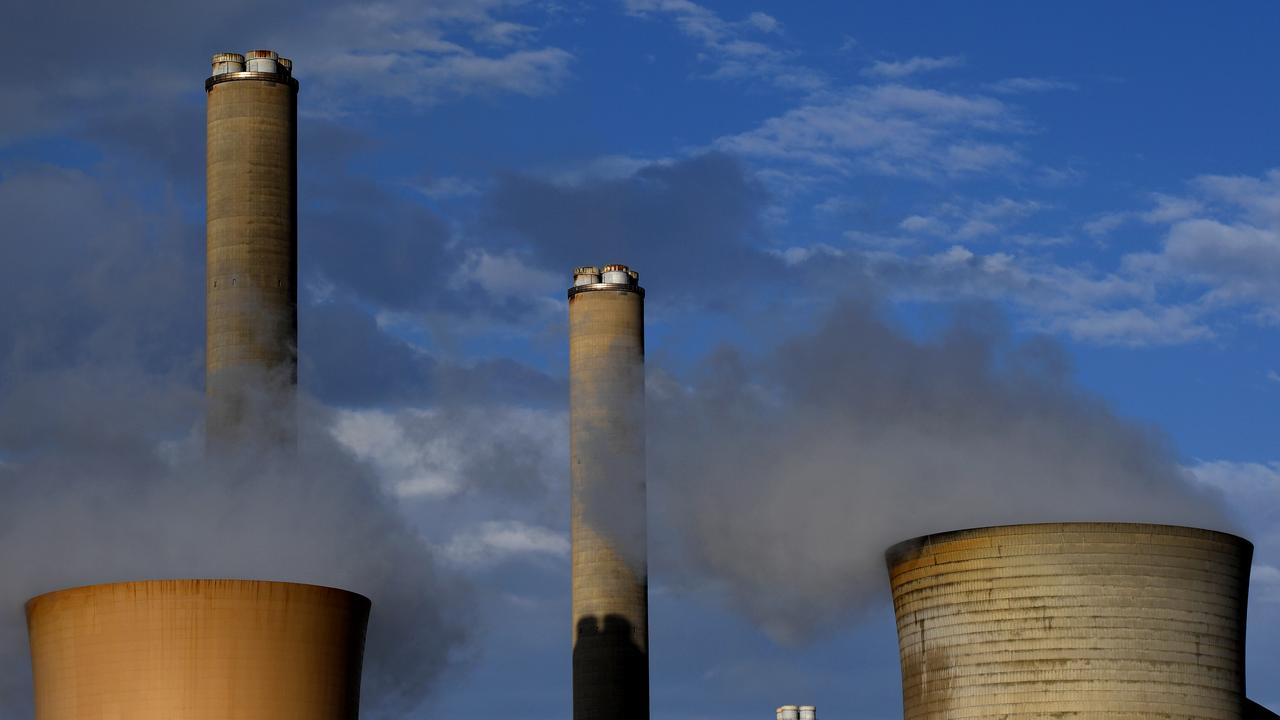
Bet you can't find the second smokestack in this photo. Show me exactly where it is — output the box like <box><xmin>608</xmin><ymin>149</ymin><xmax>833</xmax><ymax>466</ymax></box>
<box><xmin>568</xmin><ymin>264</ymin><xmax>649</xmax><ymax>720</ymax></box>
<box><xmin>205</xmin><ymin>50</ymin><xmax>299</xmax><ymax>446</ymax></box>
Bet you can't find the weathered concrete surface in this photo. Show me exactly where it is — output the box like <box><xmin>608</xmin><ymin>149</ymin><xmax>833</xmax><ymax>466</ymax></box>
<box><xmin>27</xmin><ymin>580</ymin><xmax>368</xmax><ymax>720</ymax></box>
<box><xmin>205</xmin><ymin>73</ymin><xmax>297</xmax><ymax>444</ymax></box>
<box><xmin>886</xmin><ymin>522</ymin><xmax>1253</xmax><ymax>720</ymax></box>
<box><xmin>569</xmin><ymin>277</ymin><xmax>648</xmax><ymax>720</ymax></box>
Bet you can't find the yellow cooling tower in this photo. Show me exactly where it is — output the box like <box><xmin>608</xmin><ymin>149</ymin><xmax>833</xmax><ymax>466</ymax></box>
<box><xmin>26</xmin><ymin>580</ymin><xmax>369</xmax><ymax>720</ymax></box>
<box><xmin>886</xmin><ymin>522</ymin><xmax>1253</xmax><ymax>719</ymax></box>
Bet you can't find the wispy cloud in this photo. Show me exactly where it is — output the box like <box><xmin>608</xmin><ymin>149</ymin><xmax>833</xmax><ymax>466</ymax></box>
<box><xmin>716</xmin><ymin>85</ymin><xmax>1021</xmax><ymax>178</ymax></box>
<box><xmin>984</xmin><ymin>76</ymin><xmax>1078</xmax><ymax>94</ymax></box>
<box><xmin>899</xmin><ymin>197</ymin><xmax>1045</xmax><ymax>241</ymax></box>
<box><xmin>440</xmin><ymin>521</ymin><xmax>569</xmax><ymax>567</ymax></box>
<box><xmin>1187</xmin><ymin>460</ymin><xmax>1280</xmax><ymax>598</ymax></box>
<box><xmin>1112</xmin><ymin>169</ymin><xmax>1280</xmax><ymax>320</ymax></box>
<box><xmin>0</xmin><ymin>0</ymin><xmax>578</xmax><ymax>137</ymax></box>
<box><xmin>862</xmin><ymin>55</ymin><xmax>963</xmax><ymax>79</ymax></box>
<box><xmin>775</xmin><ymin>238</ymin><xmax>1215</xmax><ymax>346</ymax></box>
<box><xmin>331</xmin><ymin>407</ymin><xmax>566</xmax><ymax>499</ymax></box>
<box><xmin>623</xmin><ymin>0</ymin><xmax>824</xmax><ymax>90</ymax></box>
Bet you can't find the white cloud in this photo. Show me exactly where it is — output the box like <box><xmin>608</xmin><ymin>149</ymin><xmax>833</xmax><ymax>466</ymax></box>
<box><xmin>899</xmin><ymin>215</ymin><xmax>947</xmax><ymax>235</ymax></box>
<box><xmin>770</xmin><ymin>243</ymin><xmax>844</xmax><ymax>266</ymax></box>
<box><xmin>1076</xmin><ymin>169</ymin><xmax>1280</xmax><ymax>327</ymax></box>
<box><xmin>862</xmin><ymin>55</ymin><xmax>963</xmax><ymax>79</ymax></box>
<box><xmin>1187</xmin><ymin>460</ymin><xmax>1280</xmax><ymax>603</ymax></box>
<box><xmin>439</xmin><ymin>520</ymin><xmax>569</xmax><ymax>567</ymax></box>
<box><xmin>898</xmin><ymin>197</ymin><xmax>1044</xmax><ymax>241</ymax></box>
<box><xmin>1139</xmin><ymin>193</ymin><xmax>1202</xmax><ymax>224</ymax></box>
<box><xmin>623</xmin><ymin>0</ymin><xmax>823</xmax><ymax>90</ymax></box>
<box><xmin>984</xmin><ymin>77</ymin><xmax>1077</xmax><ymax>94</ymax></box>
<box><xmin>296</xmin><ymin>1</ymin><xmax>575</xmax><ymax>112</ymax></box>
<box><xmin>453</xmin><ymin>250</ymin><xmax>565</xmax><ymax>304</ymax></box>
<box><xmin>1187</xmin><ymin>459</ymin><xmax>1280</xmax><ymax>520</ymax></box>
<box><xmin>331</xmin><ymin>406</ymin><xmax>567</xmax><ymax>500</ymax></box>
<box><xmin>746</xmin><ymin>12</ymin><xmax>781</xmax><ymax>33</ymax></box>
<box><xmin>779</xmin><ymin>239</ymin><xmax>1218</xmax><ymax>345</ymax></box>
<box><xmin>716</xmin><ymin>85</ymin><xmax>1020</xmax><ymax>178</ymax></box>
<box><xmin>1042</xmin><ymin>305</ymin><xmax>1212</xmax><ymax>346</ymax></box>
<box><xmin>1083</xmin><ymin>212</ymin><xmax>1129</xmax><ymax>237</ymax></box>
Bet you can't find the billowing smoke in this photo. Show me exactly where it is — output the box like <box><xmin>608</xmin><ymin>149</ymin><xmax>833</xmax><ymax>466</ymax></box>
<box><xmin>647</xmin><ymin>299</ymin><xmax>1228</xmax><ymax>642</ymax></box>
<box><xmin>0</xmin><ymin>164</ymin><xmax>472</xmax><ymax>719</ymax></box>
<box><xmin>0</xmin><ymin>369</ymin><xmax>470</xmax><ymax>719</ymax></box>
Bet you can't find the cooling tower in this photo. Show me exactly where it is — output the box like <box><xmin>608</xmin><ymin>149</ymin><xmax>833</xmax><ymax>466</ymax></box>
<box><xmin>886</xmin><ymin>522</ymin><xmax>1253</xmax><ymax>719</ymax></box>
<box><xmin>568</xmin><ymin>264</ymin><xmax>649</xmax><ymax>720</ymax></box>
<box><xmin>26</xmin><ymin>580</ymin><xmax>369</xmax><ymax>720</ymax></box>
<box><xmin>205</xmin><ymin>50</ymin><xmax>298</xmax><ymax>445</ymax></box>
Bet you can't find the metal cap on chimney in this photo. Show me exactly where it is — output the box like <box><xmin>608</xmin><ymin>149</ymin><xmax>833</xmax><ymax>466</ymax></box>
<box><xmin>567</xmin><ymin>263</ymin><xmax>643</xmax><ymax>298</ymax></box>
<box><xmin>573</xmin><ymin>266</ymin><xmax>601</xmax><ymax>286</ymax></box>
<box><xmin>244</xmin><ymin>49</ymin><xmax>279</xmax><ymax>73</ymax></box>
<box><xmin>210</xmin><ymin>53</ymin><xmax>245</xmax><ymax>75</ymax></box>
<box><xmin>600</xmin><ymin>264</ymin><xmax>631</xmax><ymax>284</ymax></box>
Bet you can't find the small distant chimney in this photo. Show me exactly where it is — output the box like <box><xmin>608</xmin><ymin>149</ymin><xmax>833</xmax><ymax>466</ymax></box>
<box><xmin>799</xmin><ymin>706</ymin><xmax>817</xmax><ymax>720</ymax></box>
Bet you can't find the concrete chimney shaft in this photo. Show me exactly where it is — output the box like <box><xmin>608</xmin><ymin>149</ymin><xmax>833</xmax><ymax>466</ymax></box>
<box><xmin>205</xmin><ymin>51</ymin><xmax>298</xmax><ymax>446</ymax></box>
<box><xmin>568</xmin><ymin>264</ymin><xmax>648</xmax><ymax>720</ymax></box>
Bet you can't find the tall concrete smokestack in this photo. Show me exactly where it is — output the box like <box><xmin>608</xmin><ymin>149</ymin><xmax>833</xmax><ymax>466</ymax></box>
<box><xmin>568</xmin><ymin>264</ymin><xmax>649</xmax><ymax>720</ymax></box>
<box><xmin>205</xmin><ymin>50</ymin><xmax>298</xmax><ymax>446</ymax></box>
<box><xmin>27</xmin><ymin>580</ymin><xmax>369</xmax><ymax>720</ymax></box>
<box><xmin>886</xmin><ymin>523</ymin><xmax>1255</xmax><ymax>719</ymax></box>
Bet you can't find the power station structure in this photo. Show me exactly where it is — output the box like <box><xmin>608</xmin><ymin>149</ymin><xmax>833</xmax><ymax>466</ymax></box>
<box><xmin>886</xmin><ymin>522</ymin><xmax>1274</xmax><ymax>719</ymax></box>
<box><xmin>568</xmin><ymin>264</ymin><xmax>649</xmax><ymax>720</ymax></box>
<box><xmin>27</xmin><ymin>580</ymin><xmax>369</xmax><ymax>720</ymax></box>
<box><xmin>205</xmin><ymin>49</ymin><xmax>299</xmax><ymax>445</ymax></box>
<box><xmin>20</xmin><ymin>52</ymin><xmax>373</xmax><ymax>720</ymax></box>
<box><xmin>13</xmin><ymin>45</ymin><xmax>1280</xmax><ymax>720</ymax></box>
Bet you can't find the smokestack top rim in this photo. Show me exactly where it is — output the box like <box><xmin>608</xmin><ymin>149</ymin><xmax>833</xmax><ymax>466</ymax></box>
<box><xmin>884</xmin><ymin>521</ymin><xmax>1252</xmax><ymax>569</ymax></box>
<box><xmin>206</xmin><ymin>71</ymin><xmax>299</xmax><ymax>92</ymax></box>
<box><xmin>244</xmin><ymin>49</ymin><xmax>279</xmax><ymax>60</ymax></box>
<box><xmin>25</xmin><ymin>578</ymin><xmax>370</xmax><ymax>616</ymax></box>
<box><xmin>567</xmin><ymin>282</ymin><xmax>645</xmax><ymax>299</ymax></box>
<box><xmin>211</xmin><ymin>52</ymin><xmax>245</xmax><ymax>63</ymax></box>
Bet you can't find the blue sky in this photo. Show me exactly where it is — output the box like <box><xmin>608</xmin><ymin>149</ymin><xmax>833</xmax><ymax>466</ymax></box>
<box><xmin>1</xmin><ymin>1</ymin><xmax>1278</xmax><ymax>718</ymax></box>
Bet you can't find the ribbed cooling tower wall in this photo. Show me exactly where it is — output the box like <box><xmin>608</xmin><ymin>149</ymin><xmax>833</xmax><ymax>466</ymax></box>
<box><xmin>205</xmin><ymin>51</ymin><xmax>298</xmax><ymax>444</ymax></box>
<box><xmin>26</xmin><ymin>580</ymin><xmax>369</xmax><ymax>720</ymax></box>
<box><xmin>568</xmin><ymin>265</ymin><xmax>649</xmax><ymax>720</ymax></box>
<box><xmin>886</xmin><ymin>523</ymin><xmax>1252</xmax><ymax>720</ymax></box>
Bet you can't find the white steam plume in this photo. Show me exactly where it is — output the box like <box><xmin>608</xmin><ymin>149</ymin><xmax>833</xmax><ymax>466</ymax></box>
<box><xmin>647</xmin><ymin>300</ymin><xmax>1228</xmax><ymax>642</ymax></box>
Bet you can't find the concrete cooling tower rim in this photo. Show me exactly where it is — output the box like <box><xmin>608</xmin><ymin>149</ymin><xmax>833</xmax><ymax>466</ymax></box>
<box><xmin>24</xmin><ymin>578</ymin><xmax>370</xmax><ymax>613</ymax></box>
<box><xmin>884</xmin><ymin>520</ymin><xmax>1252</xmax><ymax>568</ymax></box>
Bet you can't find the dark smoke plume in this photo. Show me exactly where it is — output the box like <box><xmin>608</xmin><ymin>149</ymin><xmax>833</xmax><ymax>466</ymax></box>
<box><xmin>647</xmin><ymin>299</ymin><xmax>1228</xmax><ymax>642</ymax></box>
